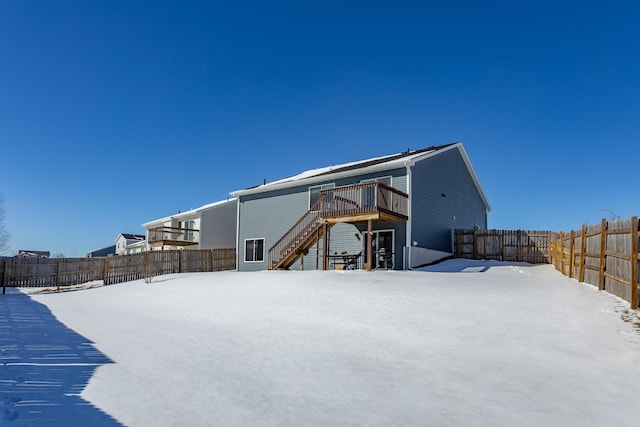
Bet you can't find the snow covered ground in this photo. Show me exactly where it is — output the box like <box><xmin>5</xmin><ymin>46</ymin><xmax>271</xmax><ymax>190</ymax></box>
<box><xmin>4</xmin><ymin>259</ymin><xmax>640</xmax><ymax>426</ymax></box>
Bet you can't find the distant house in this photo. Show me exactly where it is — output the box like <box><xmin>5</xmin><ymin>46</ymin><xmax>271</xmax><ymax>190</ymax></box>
<box><xmin>86</xmin><ymin>245</ymin><xmax>116</xmax><ymax>258</ymax></box>
<box><xmin>123</xmin><ymin>239</ymin><xmax>147</xmax><ymax>255</ymax></box>
<box><xmin>115</xmin><ymin>233</ymin><xmax>146</xmax><ymax>255</ymax></box>
<box><xmin>230</xmin><ymin>143</ymin><xmax>491</xmax><ymax>271</ymax></box>
<box><xmin>18</xmin><ymin>250</ymin><xmax>50</xmax><ymax>258</ymax></box>
<box><xmin>142</xmin><ymin>199</ymin><xmax>237</xmax><ymax>251</ymax></box>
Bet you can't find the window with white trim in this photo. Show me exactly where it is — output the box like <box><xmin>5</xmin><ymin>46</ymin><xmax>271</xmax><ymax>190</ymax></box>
<box><xmin>360</xmin><ymin>176</ymin><xmax>393</xmax><ymax>208</ymax></box>
<box><xmin>244</xmin><ymin>238</ymin><xmax>265</xmax><ymax>262</ymax></box>
<box><xmin>308</xmin><ymin>183</ymin><xmax>335</xmax><ymax>208</ymax></box>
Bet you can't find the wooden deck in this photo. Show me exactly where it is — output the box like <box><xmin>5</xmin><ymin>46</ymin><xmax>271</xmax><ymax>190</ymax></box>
<box><xmin>268</xmin><ymin>182</ymin><xmax>408</xmax><ymax>270</ymax></box>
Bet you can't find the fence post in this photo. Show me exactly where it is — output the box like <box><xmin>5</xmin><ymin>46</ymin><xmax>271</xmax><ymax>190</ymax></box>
<box><xmin>472</xmin><ymin>229</ymin><xmax>478</xmax><ymax>260</ymax></box>
<box><xmin>55</xmin><ymin>260</ymin><xmax>61</xmax><ymax>292</ymax></box>
<box><xmin>558</xmin><ymin>231</ymin><xmax>563</xmax><ymax>273</ymax></box>
<box><xmin>103</xmin><ymin>257</ymin><xmax>110</xmax><ymax>286</ymax></box>
<box><xmin>599</xmin><ymin>218</ymin><xmax>607</xmax><ymax>291</ymax></box>
<box><xmin>178</xmin><ymin>250</ymin><xmax>182</xmax><ymax>274</ymax></box>
<box><xmin>2</xmin><ymin>260</ymin><xmax>7</xmax><ymax>295</ymax></box>
<box><xmin>517</xmin><ymin>231</ymin><xmax>523</xmax><ymax>263</ymax></box>
<box><xmin>553</xmin><ymin>231</ymin><xmax>562</xmax><ymax>271</ymax></box>
<box><xmin>553</xmin><ymin>231</ymin><xmax>560</xmax><ymax>271</ymax></box>
<box><xmin>483</xmin><ymin>230</ymin><xmax>487</xmax><ymax>260</ymax></box>
<box><xmin>579</xmin><ymin>224</ymin><xmax>586</xmax><ymax>282</ymax></box>
<box><xmin>454</xmin><ymin>230</ymin><xmax>459</xmax><ymax>258</ymax></box>
<box><xmin>630</xmin><ymin>216</ymin><xmax>638</xmax><ymax>310</ymax></box>
<box><xmin>144</xmin><ymin>251</ymin><xmax>151</xmax><ymax>283</ymax></box>
<box><xmin>569</xmin><ymin>230</ymin><xmax>575</xmax><ymax>278</ymax></box>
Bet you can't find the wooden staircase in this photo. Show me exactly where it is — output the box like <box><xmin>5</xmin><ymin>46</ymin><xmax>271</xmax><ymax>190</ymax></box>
<box><xmin>268</xmin><ymin>199</ymin><xmax>334</xmax><ymax>270</ymax></box>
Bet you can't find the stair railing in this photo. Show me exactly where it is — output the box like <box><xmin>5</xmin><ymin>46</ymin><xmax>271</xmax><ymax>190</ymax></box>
<box><xmin>268</xmin><ymin>198</ymin><xmax>324</xmax><ymax>269</ymax></box>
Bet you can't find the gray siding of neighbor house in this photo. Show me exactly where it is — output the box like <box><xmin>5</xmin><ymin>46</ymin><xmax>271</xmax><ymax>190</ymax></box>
<box><xmin>237</xmin><ymin>168</ymin><xmax>409</xmax><ymax>271</ymax></box>
<box><xmin>410</xmin><ymin>148</ymin><xmax>488</xmax><ymax>253</ymax></box>
<box><xmin>199</xmin><ymin>201</ymin><xmax>238</xmax><ymax>250</ymax></box>
<box><xmin>87</xmin><ymin>245</ymin><xmax>116</xmax><ymax>258</ymax></box>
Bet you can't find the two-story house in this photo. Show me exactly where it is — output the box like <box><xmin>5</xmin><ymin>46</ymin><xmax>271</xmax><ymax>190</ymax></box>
<box><xmin>230</xmin><ymin>143</ymin><xmax>490</xmax><ymax>271</ymax></box>
<box><xmin>115</xmin><ymin>233</ymin><xmax>146</xmax><ymax>255</ymax></box>
<box><xmin>142</xmin><ymin>198</ymin><xmax>238</xmax><ymax>251</ymax></box>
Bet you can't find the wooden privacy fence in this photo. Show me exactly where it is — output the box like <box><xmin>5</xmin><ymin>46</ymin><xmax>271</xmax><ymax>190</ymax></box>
<box><xmin>1</xmin><ymin>248</ymin><xmax>236</xmax><ymax>293</ymax></box>
<box><xmin>454</xmin><ymin>229</ymin><xmax>554</xmax><ymax>264</ymax></box>
<box><xmin>549</xmin><ymin>217</ymin><xmax>639</xmax><ymax>310</ymax></box>
<box><xmin>455</xmin><ymin>217</ymin><xmax>640</xmax><ymax>309</ymax></box>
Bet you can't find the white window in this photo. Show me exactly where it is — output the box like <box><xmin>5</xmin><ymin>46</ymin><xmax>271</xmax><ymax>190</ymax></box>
<box><xmin>187</xmin><ymin>220</ymin><xmax>195</xmax><ymax>241</ymax></box>
<box><xmin>360</xmin><ymin>176</ymin><xmax>393</xmax><ymax>208</ymax></box>
<box><xmin>309</xmin><ymin>183</ymin><xmax>335</xmax><ymax>208</ymax></box>
<box><xmin>245</xmin><ymin>238</ymin><xmax>265</xmax><ymax>262</ymax></box>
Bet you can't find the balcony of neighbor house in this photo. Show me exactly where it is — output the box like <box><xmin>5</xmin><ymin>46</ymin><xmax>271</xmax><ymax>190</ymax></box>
<box><xmin>318</xmin><ymin>181</ymin><xmax>409</xmax><ymax>224</ymax></box>
<box><xmin>147</xmin><ymin>226</ymin><xmax>200</xmax><ymax>249</ymax></box>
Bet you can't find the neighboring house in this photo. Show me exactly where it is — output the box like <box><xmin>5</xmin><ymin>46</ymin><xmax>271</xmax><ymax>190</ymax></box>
<box><xmin>18</xmin><ymin>250</ymin><xmax>50</xmax><ymax>258</ymax></box>
<box><xmin>230</xmin><ymin>143</ymin><xmax>491</xmax><ymax>272</ymax></box>
<box><xmin>142</xmin><ymin>198</ymin><xmax>237</xmax><ymax>251</ymax></box>
<box><xmin>86</xmin><ymin>245</ymin><xmax>116</xmax><ymax>258</ymax></box>
<box><xmin>124</xmin><ymin>239</ymin><xmax>147</xmax><ymax>255</ymax></box>
<box><xmin>115</xmin><ymin>233</ymin><xmax>146</xmax><ymax>255</ymax></box>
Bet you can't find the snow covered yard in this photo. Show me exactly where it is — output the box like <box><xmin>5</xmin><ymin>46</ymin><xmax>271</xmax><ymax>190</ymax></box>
<box><xmin>7</xmin><ymin>260</ymin><xmax>640</xmax><ymax>426</ymax></box>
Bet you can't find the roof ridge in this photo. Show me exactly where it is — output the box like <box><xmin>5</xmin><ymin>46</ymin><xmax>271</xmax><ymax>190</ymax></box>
<box><xmin>314</xmin><ymin>143</ymin><xmax>455</xmax><ymax>178</ymax></box>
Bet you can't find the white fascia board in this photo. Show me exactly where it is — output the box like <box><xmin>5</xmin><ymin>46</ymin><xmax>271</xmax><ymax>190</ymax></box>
<box><xmin>142</xmin><ymin>198</ymin><xmax>237</xmax><ymax>228</ymax></box>
<box><xmin>194</xmin><ymin>198</ymin><xmax>237</xmax><ymax>214</ymax></box>
<box><xmin>142</xmin><ymin>216</ymin><xmax>173</xmax><ymax>228</ymax></box>
<box><xmin>407</xmin><ymin>143</ymin><xmax>492</xmax><ymax>213</ymax></box>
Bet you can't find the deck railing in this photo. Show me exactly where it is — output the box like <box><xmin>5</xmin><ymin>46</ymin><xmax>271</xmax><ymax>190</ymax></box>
<box><xmin>148</xmin><ymin>226</ymin><xmax>200</xmax><ymax>245</ymax></box>
<box><xmin>318</xmin><ymin>182</ymin><xmax>408</xmax><ymax>220</ymax></box>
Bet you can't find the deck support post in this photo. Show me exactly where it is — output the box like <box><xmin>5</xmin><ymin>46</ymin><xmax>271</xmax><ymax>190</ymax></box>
<box><xmin>322</xmin><ymin>221</ymin><xmax>328</xmax><ymax>271</ymax></box>
<box><xmin>367</xmin><ymin>219</ymin><xmax>373</xmax><ymax>271</ymax></box>
<box><xmin>316</xmin><ymin>228</ymin><xmax>320</xmax><ymax>270</ymax></box>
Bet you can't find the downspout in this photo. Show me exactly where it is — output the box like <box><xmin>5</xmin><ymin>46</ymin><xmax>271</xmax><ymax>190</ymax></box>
<box><xmin>404</xmin><ymin>160</ymin><xmax>413</xmax><ymax>270</ymax></box>
<box><xmin>235</xmin><ymin>199</ymin><xmax>241</xmax><ymax>271</ymax></box>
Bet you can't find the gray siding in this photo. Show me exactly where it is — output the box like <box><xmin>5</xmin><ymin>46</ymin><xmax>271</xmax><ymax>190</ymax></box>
<box><xmin>199</xmin><ymin>201</ymin><xmax>238</xmax><ymax>249</ymax></box>
<box><xmin>410</xmin><ymin>148</ymin><xmax>488</xmax><ymax>253</ymax></box>
<box><xmin>238</xmin><ymin>186</ymin><xmax>308</xmax><ymax>271</ymax></box>
<box><xmin>237</xmin><ymin>168</ymin><xmax>408</xmax><ymax>271</ymax></box>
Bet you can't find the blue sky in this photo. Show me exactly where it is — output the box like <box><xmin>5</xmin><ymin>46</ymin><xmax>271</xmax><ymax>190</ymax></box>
<box><xmin>1</xmin><ymin>1</ymin><xmax>638</xmax><ymax>257</ymax></box>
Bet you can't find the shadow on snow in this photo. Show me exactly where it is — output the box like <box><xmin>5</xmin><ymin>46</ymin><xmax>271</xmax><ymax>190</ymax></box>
<box><xmin>420</xmin><ymin>258</ymin><xmax>537</xmax><ymax>273</ymax></box>
<box><xmin>1</xmin><ymin>291</ymin><xmax>123</xmax><ymax>426</ymax></box>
